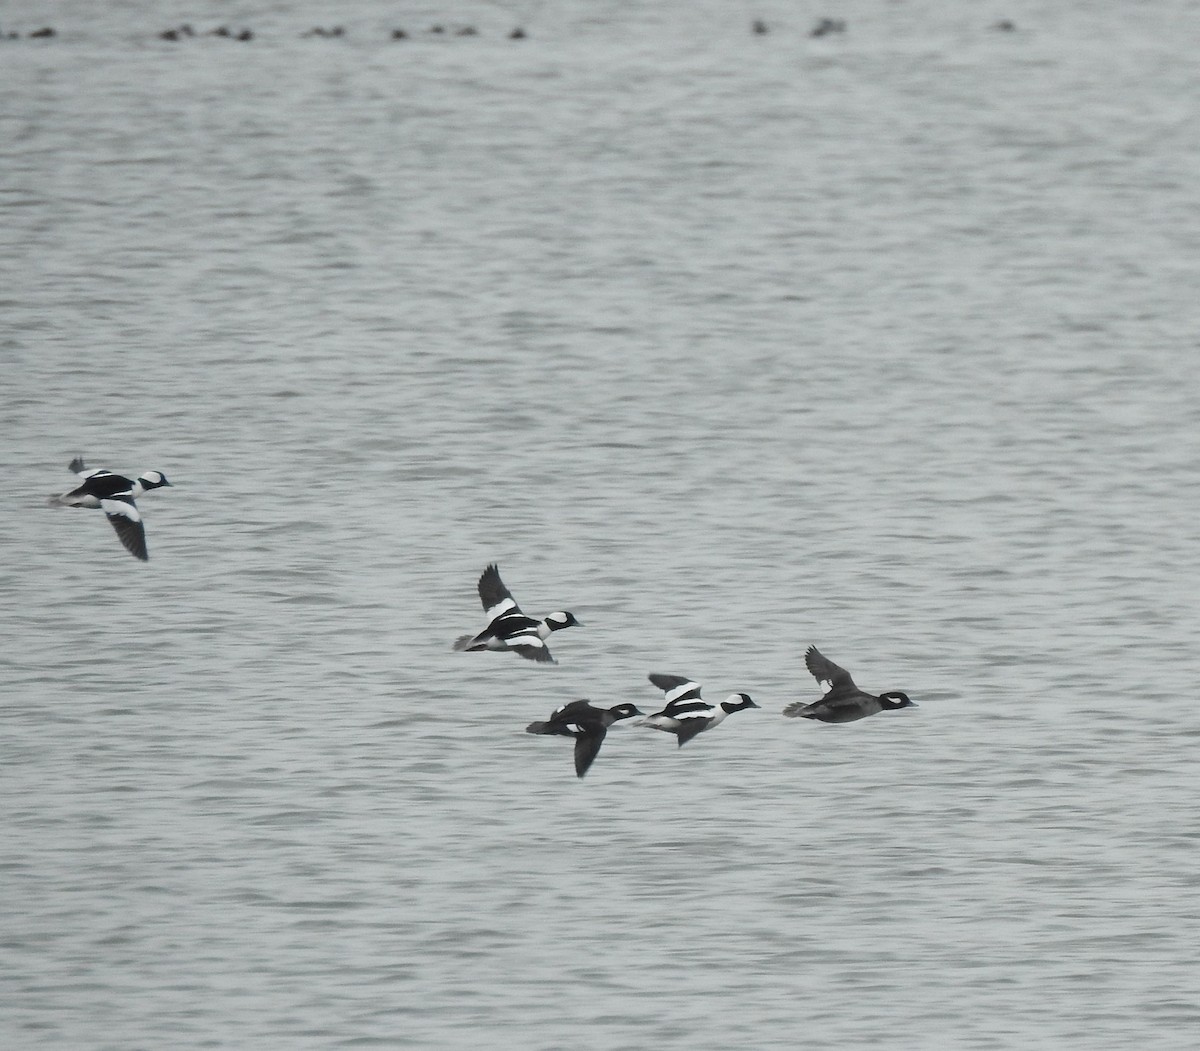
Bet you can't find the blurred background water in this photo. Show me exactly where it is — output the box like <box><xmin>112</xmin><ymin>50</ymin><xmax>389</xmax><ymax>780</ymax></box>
<box><xmin>4</xmin><ymin>1</ymin><xmax>1200</xmax><ymax>1048</ymax></box>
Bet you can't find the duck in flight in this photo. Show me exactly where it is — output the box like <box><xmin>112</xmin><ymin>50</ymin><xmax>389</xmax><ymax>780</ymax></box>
<box><xmin>637</xmin><ymin>674</ymin><xmax>759</xmax><ymax>747</ymax></box>
<box><xmin>783</xmin><ymin>646</ymin><xmax>916</xmax><ymax>722</ymax></box>
<box><xmin>526</xmin><ymin>700</ymin><xmax>643</xmax><ymax>777</ymax></box>
<box><xmin>50</xmin><ymin>457</ymin><xmax>172</xmax><ymax>561</ymax></box>
<box><xmin>453</xmin><ymin>564</ymin><xmax>580</xmax><ymax>664</ymax></box>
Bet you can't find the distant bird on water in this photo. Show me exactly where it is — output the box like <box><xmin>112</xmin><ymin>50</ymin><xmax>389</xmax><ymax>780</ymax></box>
<box><xmin>782</xmin><ymin>646</ymin><xmax>916</xmax><ymax>723</ymax></box>
<box><xmin>638</xmin><ymin>674</ymin><xmax>759</xmax><ymax>747</ymax></box>
<box><xmin>452</xmin><ymin>564</ymin><xmax>580</xmax><ymax>664</ymax></box>
<box><xmin>526</xmin><ymin>700</ymin><xmax>643</xmax><ymax>778</ymax></box>
<box><xmin>810</xmin><ymin>17</ymin><xmax>846</xmax><ymax>37</ymax></box>
<box><xmin>50</xmin><ymin>457</ymin><xmax>172</xmax><ymax>561</ymax></box>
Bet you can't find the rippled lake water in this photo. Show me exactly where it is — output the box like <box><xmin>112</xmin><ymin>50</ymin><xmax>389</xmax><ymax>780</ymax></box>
<box><xmin>4</xmin><ymin>2</ymin><xmax>1200</xmax><ymax>1048</ymax></box>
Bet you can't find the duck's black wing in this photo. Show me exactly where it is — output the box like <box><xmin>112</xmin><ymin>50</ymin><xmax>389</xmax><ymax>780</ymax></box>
<box><xmin>478</xmin><ymin>564</ymin><xmax>520</xmax><ymax>617</ymax></box>
<box><xmin>101</xmin><ymin>495</ymin><xmax>148</xmax><ymax>561</ymax></box>
<box><xmin>671</xmin><ymin>707</ymin><xmax>714</xmax><ymax>747</ymax></box>
<box><xmin>511</xmin><ymin>639</ymin><xmax>556</xmax><ymax>663</ymax></box>
<box><xmin>573</xmin><ymin>725</ymin><xmax>608</xmax><ymax>777</ymax></box>
<box><xmin>804</xmin><ymin>646</ymin><xmax>860</xmax><ymax>701</ymax></box>
<box><xmin>648</xmin><ymin>673</ymin><xmax>704</xmax><ymax>704</ymax></box>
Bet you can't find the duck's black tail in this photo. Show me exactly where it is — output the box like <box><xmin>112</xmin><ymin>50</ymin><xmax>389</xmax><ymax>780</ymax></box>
<box><xmin>527</xmin><ymin>720</ymin><xmax>575</xmax><ymax>737</ymax></box>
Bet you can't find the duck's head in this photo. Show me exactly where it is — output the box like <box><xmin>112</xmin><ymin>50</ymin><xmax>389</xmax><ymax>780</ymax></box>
<box><xmin>608</xmin><ymin>703</ymin><xmax>643</xmax><ymax>722</ymax></box>
<box><xmin>880</xmin><ymin>691</ymin><xmax>917</xmax><ymax>711</ymax></box>
<box><xmin>139</xmin><ymin>471</ymin><xmax>172</xmax><ymax>490</ymax></box>
<box><xmin>545</xmin><ymin>611</ymin><xmax>580</xmax><ymax>632</ymax></box>
<box><xmin>722</xmin><ymin>693</ymin><xmax>759</xmax><ymax>713</ymax></box>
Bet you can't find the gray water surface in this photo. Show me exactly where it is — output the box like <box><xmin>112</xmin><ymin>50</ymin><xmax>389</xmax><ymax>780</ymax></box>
<box><xmin>4</xmin><ymin>2</ymin><xmax>1200</xmax><ymax>1047</ymax></box>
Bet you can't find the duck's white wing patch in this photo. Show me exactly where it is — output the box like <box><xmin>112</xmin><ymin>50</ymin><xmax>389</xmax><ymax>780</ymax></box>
<box><xmin>648</xmin><ymin>673</ymin><xmax>703</xmax><ymax>704</ymax></box>
<box><xmin>483</xmin><ymin>596</ymin><xmax>520</xmax><ymax>625</ymax></box>
<box><xmin>101</xmin><ymin>496</ymin><xmax>148</xmax><ymax>561</ymax></box>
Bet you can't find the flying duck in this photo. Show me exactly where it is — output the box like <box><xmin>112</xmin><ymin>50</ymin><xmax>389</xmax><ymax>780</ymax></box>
<box><xmin>526</xmin><ymin>700</ymin><xmax>643</xmax><ymax>777</ymax></box>
<box><xmin>453</xmin><ymin>564</ymin><xmax>580</xmax><ymax>664</ymax></box>
<box><xmin>782</xmin><ymin>646</ymin><xmax>916</xmax><ymax>722</ymax></box>
<box><xmin>637</xmin><ymin>674</ymin><xmax>758</xmax><ymax>747</ymax></box>
<box><xmin>50</xmin><ymin>457</ymin><xmax>172</xmax><ymax>561</ymax></box>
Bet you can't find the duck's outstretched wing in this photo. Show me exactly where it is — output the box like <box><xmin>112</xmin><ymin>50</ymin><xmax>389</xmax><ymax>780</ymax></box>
<box><xmin>573</xmin><ymin>726</ymin><xmax>608</xmax><ymax>777</ymax></box>
<box><xmin>101</xmin><ymin>495</ymin><xmax>148</xmax><ymax>561</ymax></box>
<box><xmin>512</xmin><ymin>638</ymin><xmax>556</xmax><ymax>663</ymax></box>
<box><xmin>804</xmin><ymin>646</ymin><xmax>858</xmax><ymax>699</ymax></box>
<box><xmin>671</xmin><ymin>708</ymin><xmax>714</xmax><ymax>747</ymax></box>
<box><xmin>477</xmin><ymin>565</ymin><xmax>546</xmax><ymax>644</ymax></box>
<box><xmin>648</xmin><ymin>673</ymin><xmax>703</xmax><ymax>704</ymax></box>
<box><xmin>478</xmin><ymin>564</ymin><xmax>520</xmax><ymax>619</ymax></box>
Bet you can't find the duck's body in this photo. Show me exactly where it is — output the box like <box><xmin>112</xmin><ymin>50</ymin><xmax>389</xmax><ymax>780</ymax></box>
<box><xmin>783</xmin><ymin>646</ymin><xmax>916</xmax><ymax>723</ymax></box>
<box><xmin>453</xmin><ymin>564</ymin><xmax>579</xmax><ymax>664</ymax></box>
<box><xmin>50</xmin><ymin>457</ymin><xmax>171</xmax><ymax>561</ymax></box>
<box><xmin>810</xmin><ymin>17</ymin><xmax>846</xmax><ymax>37</ymax></box>
<box><xmin>637</xmin><ymin>674</ymin><xmax>758</xmax><ymax>747</ymax></box>
<box><xmin>526</xmin><ymin>700</ymin><xmax>642</xmax><ymax>777</ymax></box>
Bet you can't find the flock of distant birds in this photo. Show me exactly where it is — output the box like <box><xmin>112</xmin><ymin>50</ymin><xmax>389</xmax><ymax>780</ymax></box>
<box><xmin>2</xmin><ymin>18</ymin><xmax>1019</xmax><ymax>43</ymax></box>
<box><xmin>51</xmin><ymin>459</ymin><xmax>917</xmax><ymax>779</ymax></box>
